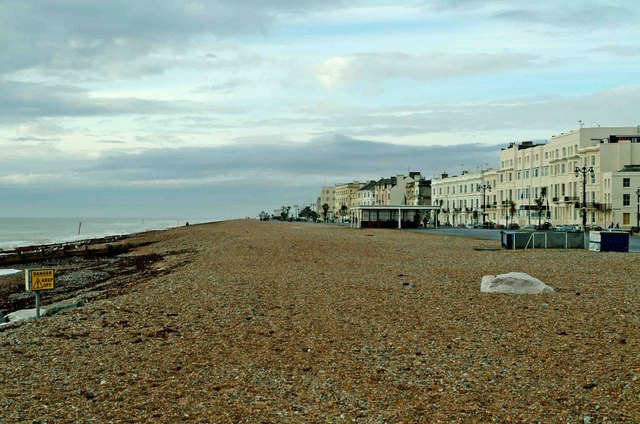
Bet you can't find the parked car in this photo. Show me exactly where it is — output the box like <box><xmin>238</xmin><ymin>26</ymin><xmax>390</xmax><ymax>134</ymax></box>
<box><xmin>507</xmin><ymin>223</ymin><xmax>520</xmax><ymax>230</ymax></box>
<box><xmin>535</xmin><ymin>222</ymin><xmax>552</xmax><ymax>230</ymax></box>
<box><xmin>554</xmin><ymin>224</ymin><xmax>579</xmax><ymax>232</ymax></box>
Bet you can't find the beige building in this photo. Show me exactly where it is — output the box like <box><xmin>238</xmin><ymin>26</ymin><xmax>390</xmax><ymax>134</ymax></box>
<box><xmin>374</xmin><ymin>172</ymin><xmax>423</xmax><ymax>205</ymax></box>
<box><xmin>351</xmin><ymin>180</ymin><xmax>377</xmax><ymax>207</ymax></box>
<box><xmin>432</xmin><ymin>127</ymin><xmax>640</xmax><ymax>229</ymax></box>
<box><xmin>497</xmin><ymin>127</ymin><xmax>640</xmax><ymax>228</ymax></box>
<box><xmin>606</xmin><ymin>165</ymin><xmax>640</xmax><ymax>228</ymax></box>
<box><xmin>495</xmin><ymin>140</ymin><xmax>547</xmax><ymax>227</ymax></box>
<box><xmin>334</xmin><ymin>181</ymin><xmax>364</xmax><ymax>222</ymax></box>
<box><xmin>317</xmin><ymin>127</ymin><xmax>640</xmax><ymax>229</ymax></box>
<box><xmin>405</xmin><ymin>178</ymin><xmax>432</xmax><ymax>206</ymax></box>
<box><xmin>317</xmin><ymin>186</ymin><xmax>335</xmax><ymax>221</ymax></box>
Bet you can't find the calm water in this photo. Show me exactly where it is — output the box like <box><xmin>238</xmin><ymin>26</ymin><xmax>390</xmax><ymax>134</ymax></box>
<box><xmin>0</xmin><ymin>217</ymin><xmax>192</xmax><ymax>250</ymax></box>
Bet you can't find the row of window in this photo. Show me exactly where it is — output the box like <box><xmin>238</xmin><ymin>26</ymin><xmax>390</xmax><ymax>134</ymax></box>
<box><xmin>439</xmin><ymin>189</ymin><xmax>637</xmax><ymax>207</ymax></box>
<box><xmin>501</xmin><ymin>150</ymin><xmax>597</xmax><ymax>169</ymax></box>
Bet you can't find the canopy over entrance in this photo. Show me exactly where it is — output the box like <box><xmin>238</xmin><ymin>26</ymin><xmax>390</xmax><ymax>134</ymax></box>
<box><xmin>351</xmin><ymin>205</ymin><xmax>441</xmax><ymax>229</ymax></box>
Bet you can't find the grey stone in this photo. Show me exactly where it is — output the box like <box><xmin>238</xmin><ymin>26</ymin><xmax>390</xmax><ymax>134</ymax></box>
<box><xmin>481</xmin><ymin>272</ymin><xmax>554</xmax><ymax>294</ymax></box>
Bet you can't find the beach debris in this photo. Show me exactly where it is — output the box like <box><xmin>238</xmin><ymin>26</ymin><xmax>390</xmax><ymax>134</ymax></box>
<box><xmin>45</xmin><ymin>300</ymin><xmax>85</xmax><ymax>317</ymax></box>
<box><xmin>481</xmin><ymin>272</ymin><xmax>555</xmax><ymax>294</ymax></box>
<box><xmin>1</xmin><ymin>300</ymin><xmax>85</xmax><ymax>326</ymax></box>
<box><xmin>4</xmin><ymin>307</ymin><xmax>47</xmax><ymax>323</ymax></box>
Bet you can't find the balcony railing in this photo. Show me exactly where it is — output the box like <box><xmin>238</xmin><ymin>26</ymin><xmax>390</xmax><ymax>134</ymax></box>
<box><xmin>574</xmin><ymin>202</ymin><xmax>612</xmax><ymax>211</ymax></box>
<box><xmin>563</xmin><ymin>196</ymin><xmax>580</xmax><ymax>202</ymax></box>
<box><xmin>598</xmin><ymin>203</ymin><xmax>612</xmax><ymax>211</ymax></box>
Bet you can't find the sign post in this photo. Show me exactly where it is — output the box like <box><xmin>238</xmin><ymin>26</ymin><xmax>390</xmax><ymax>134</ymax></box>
<box><xmin>25</xmin><ymin>269</ymin><xmax>55</xmax><ymax>319</ymax></box>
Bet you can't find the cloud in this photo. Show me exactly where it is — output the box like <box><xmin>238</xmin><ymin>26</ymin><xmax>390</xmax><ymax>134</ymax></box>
<box><xmin>2</xmin><ymin>136</ymin><xmax>495</xmax><ymax>187</ymax></box>
<box><xmin>314</xmin><ymin>52</ymin><xmax>538</xmax><ymax>89</ymax></box>
<box><xmin>288</xmin><ymin>85</ymin><xmax>640</xmax><ymax>139</ymax></box>
<box><xmin>589</xmin><ymin>45</ymin><xmax>640</xmax><ymax>57</ymax></box>
<box><xmin>192</xmin><ymin>78</ymin><xmax>246</xmax><ymax>94</ymax></box>
<box><xmin>0</xmin><ymin>0</ymin><xmax>346</xmax><ymax>78</ymax></box>
<box><xmin>493</xmin><ymin>2</ymin><xmax>637</xmax><ymax>27</ymax></box>
<box><xmin>422</xmin><ymin>0</ymin><xmax>639</xmax><ymax>27</ymax></box>
<box><xmin>0</xmin><ymin>135</ymin><xmax>500</xmax><ymax>218</ymax></box>
<box><xmin>0</xmin><ymin>132</ymin><xmax>500</xmax><ymax>191</ymax></box>
<box><xmin>0</xmin><ymin>80</ymin><xmax>240</xmax><ymax>123</ymax></box>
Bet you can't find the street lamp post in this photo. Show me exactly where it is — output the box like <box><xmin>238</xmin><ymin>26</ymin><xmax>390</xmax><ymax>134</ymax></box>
<box><xmin>477</xmin><ymin>182</ymin><xmax>492</xmax><ymax>228</ymax></box>
<box><xmin>575</xmin><ymin>166</ymin><xmax>594</xmax><ymax>230</ymax></box>
<box><xmin>527</xmin><ymin>186</ymin><xmax>531</xmax><ymax>226</ymax></box>
<box><xmin>636</xmin><ymin>188</ymin><xmax>640</xmax><ymax>228</ymax></box>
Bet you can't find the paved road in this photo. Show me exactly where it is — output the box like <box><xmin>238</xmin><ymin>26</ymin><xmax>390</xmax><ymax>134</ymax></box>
<box><xmin>409</xmin><ymin>227</ymin><xmax>640</xmax><ymax>253</ymax></box>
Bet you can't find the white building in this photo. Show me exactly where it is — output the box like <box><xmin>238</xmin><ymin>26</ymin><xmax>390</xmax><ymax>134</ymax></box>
<box><xmin>432</xmin><ymin>170</ymin><xmax>497</xmax><ymax>226</ymax></box>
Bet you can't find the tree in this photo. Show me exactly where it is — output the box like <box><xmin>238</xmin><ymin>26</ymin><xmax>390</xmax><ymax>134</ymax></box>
<box><xmin>299</xmin><ymin>206</ymin><xmax>318</xmax><ymax>221</ymax></box>
<box><xmin>508</xmin><ymin>200</ymin><xmax>517</xmax><ymax>225</ymax></box>
<box><xmin>340</xmin><ymin>204</ymin><xmax>348</xmax><ymax>222</ymax></box>
<box><xmin>298</xmin><ymin>206</ymin><xmax>312</xmax><ymax>218</ymax></box>
<box><xmin>321</xmin><ymin>203</ymin><xmax>330</xmax><ymax>221</ymax></box>
<box><xmin>280</xmin><ymin>205</ymin><xmax>291</xmax><ymax>221</ymax></box>
<box><xmin>534</xmin><ymin>187</ymin><xmax>547</xmax><ymax>228</ymax></box>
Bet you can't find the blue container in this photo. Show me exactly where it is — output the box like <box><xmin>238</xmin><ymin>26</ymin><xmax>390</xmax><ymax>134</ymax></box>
<box><xmin>501</xmin><ymin>231</ymin><xmax>516</xmax><ymax>249</ymax></box>
<box><xmin>600</xmin><ymin>231</ymin><xmax>629</xmax><ymax>252</ymax></box>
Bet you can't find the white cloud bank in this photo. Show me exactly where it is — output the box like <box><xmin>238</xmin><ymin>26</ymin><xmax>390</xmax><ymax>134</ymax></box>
<box><xmin>314</xmin><ymin>52</ymin><xmax>539</xmax><ymax>89</ymax></box>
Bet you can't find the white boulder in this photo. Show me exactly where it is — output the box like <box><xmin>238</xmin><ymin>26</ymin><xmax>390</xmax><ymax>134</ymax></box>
<box><xmin>481</xmin><ymin>272</ymin><xmax>554</xmax><ymax>294</ymax></box>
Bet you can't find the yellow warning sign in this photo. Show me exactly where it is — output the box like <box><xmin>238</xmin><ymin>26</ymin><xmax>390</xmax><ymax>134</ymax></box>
<box><xmin>26</xmin><ymin>269</ymin><xmax>55</xmax><ymax>291</ymax></box>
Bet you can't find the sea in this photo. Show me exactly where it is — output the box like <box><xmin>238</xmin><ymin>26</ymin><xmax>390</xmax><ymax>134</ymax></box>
<box><xmin>0</xmin><ymin>217</ymin><xmax>195</xmax><ymax>251</ymax></box>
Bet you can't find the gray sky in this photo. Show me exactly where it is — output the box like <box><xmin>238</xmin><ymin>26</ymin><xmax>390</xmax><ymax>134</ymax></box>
<box><xmin>1</xmin><ymin>0</ymin><xmax>639</xmax><ymax>220</ymax></box>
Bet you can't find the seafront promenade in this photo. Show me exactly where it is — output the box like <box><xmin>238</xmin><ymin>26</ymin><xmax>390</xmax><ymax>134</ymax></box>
<box><xmin>1</xmin><ymin>220</ymin><xmax>638</xmax><ymax>422</ymax></box>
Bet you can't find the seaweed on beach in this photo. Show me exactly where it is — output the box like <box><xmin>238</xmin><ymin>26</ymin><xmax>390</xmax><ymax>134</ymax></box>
<box><xmin>0</xmin><ymin>236</ymin><xmax>179</xmax><ymax>316</ymax></box>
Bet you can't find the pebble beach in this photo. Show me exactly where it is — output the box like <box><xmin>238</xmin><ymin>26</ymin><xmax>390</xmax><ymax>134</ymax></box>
<box><xmin>1</xmin><ymin>220</ymin><xmax>639</xmax><ymax>422</ymax></box>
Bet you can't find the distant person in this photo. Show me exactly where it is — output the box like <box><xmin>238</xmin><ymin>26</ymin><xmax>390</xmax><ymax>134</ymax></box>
<box><xmin>616</xmin><ymin>223</ymin><xmax>619</xmax><ymax>229</ymax></box>
<box><xmin>423</xmin><ymin>216</ymin><xmax>428</xmax><ymax>228</ymax></box>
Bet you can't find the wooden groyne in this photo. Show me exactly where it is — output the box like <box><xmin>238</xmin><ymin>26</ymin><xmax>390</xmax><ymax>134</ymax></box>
<box><xmin>0</xmin><ymin>235</ymin><xmax>142</xmax><ymax>265</ymax></box>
